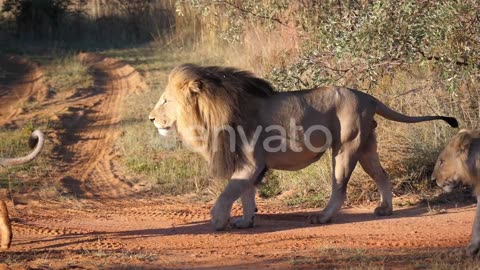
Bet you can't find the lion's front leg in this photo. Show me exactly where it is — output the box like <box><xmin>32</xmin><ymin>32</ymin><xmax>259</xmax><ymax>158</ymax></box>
<box><xmin>467</xmin><ymin>195</ymin><xmax>480</xmax><ymax>256</ymax></box>
<box><xmin>211</xmin><ymin>179</ymin><xmax>252</xmax><ymax>230</ymax></box>
<box><xmin>210</xmin><ymin>197</ymin><xmax>232</xmax><ymax>231</ymax></box>
<box><xmin>232</xmin><ymin>185</ymin><xmax>257</xmax><ymax>229</ymax></box>
<box><xmin>211</xmin><ymin>165</ymin><xmax>264</xmax><ymax>231</ymax></box>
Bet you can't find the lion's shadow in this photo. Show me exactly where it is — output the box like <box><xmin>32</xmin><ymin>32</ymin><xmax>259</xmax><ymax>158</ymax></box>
<box><xmin>14</xmin><ymin>200</ymin><xmax>476</xmax><ymax>251</ymax></box>
<box><xmin>108</xmin><ymin>201</ymin><xmax>476</xmax><ymax>240</ymax></box>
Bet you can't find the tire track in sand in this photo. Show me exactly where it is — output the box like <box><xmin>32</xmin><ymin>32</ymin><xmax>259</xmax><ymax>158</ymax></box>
<box><xmin>0</xmin><ymin>55</ymin><xmax>47</xmax><ymax>126</ymax></box>
<box><xmin>56</xmin><ymin>53</ymin><xmax>147</xmax><ymax>198</ymax></box>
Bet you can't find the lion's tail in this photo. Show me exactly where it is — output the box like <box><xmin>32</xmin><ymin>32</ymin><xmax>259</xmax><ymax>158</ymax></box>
<box><xmin>0</xmin><ymin>130</ymin><xmax>45</xmax><ymax>167</ymax></box>
<box><xmin>374</xmin><ymin>99</ymin><xmax>458</xmax><ymax>128</ymax></box>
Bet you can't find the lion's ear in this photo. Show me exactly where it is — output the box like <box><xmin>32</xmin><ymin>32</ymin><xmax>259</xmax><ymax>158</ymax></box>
<box><xmin>187</xmin><ymin>80</ymin><xmax>202</xmax><ymax>93</ymax></box>
<box><xmin>455</xmin><ymin>131</ymin><xmax>472</xmax><ymax>154</ymax></box>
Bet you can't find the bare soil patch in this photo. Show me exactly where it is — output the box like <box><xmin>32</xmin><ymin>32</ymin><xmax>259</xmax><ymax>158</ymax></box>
<box><xmin>0</xmin><ymin>55</ymin><xmax>47</xmax><ymax>126</ymax></box>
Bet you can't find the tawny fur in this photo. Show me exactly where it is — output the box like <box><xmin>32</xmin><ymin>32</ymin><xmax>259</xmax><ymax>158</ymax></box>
<box><xmin>165</xmin><ymin>64</ymin><xmax>275</xmax><ymax>179</ymax></box>
<box><xmin>0</xmin><ymin>130</ymin><xmax>44</xmax><ymax>250</ymax></box>
<box><xmin>149</xmin><ymin>63</ymin><xmax>458</xmax><ymax>231</ymax></box>
<box><xmin>0</xmin><ymin>201</ymin><xmax>11</xmax><ymax>250</ymax></box>
<box><xmin>432</xmin><ymin>129</ymin><xmax>480</xmax><ymax>256</ymax></box>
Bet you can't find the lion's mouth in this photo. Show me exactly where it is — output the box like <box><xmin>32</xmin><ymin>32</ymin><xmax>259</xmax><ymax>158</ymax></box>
<box><xmin>437</xmin><ymin>179</ymin><xmax>458</xmax><ymax>193</ymax></box>
<box><xmin>152</xmin><ymin>120</ymin><xmax>177</xmax><ymax>137</ymax></box>
<box><xmin>157</xmin><ymin>127</ymin><xmax>171</xmax><ymax>136</ymax></box>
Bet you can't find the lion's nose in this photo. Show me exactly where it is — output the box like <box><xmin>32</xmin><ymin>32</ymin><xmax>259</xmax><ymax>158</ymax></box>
<box><xmin>149</xmin><ymin>116</ymin><xmax>155</xmax><ymax>123</ymax></box>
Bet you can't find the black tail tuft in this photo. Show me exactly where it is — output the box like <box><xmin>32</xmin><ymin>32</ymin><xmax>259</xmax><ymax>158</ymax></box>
<box><xmin>28</xmin><ymin>134</ymin><xmax>39</xmax><ymax>149</ymax></box>
<box><xmin>442</xmin><ymin>117</ymin><xmax>459</xmax><ymax>128</ymax></box>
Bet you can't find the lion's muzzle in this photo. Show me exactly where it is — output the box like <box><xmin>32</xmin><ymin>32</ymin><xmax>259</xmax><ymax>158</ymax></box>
<box><xmin>149</xmin><ymin>116</ymin><xmax>173</xmax><ymax>137</ymax></box>
<box><xmin>435</xmin><ymin>178</ymin><xmax>457</xmax><ymax>193</ymax></box>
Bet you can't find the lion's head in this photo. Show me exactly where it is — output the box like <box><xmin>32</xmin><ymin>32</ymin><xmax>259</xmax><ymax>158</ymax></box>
<box><xmin>432</xmin><ymin>129</ymin><xmax>480</xmax><ymax>192</ymax></box>
<box><xmin>149</xmin><ymin>63</ymin><xmax>274</xmax><ymax>179</ymax></box>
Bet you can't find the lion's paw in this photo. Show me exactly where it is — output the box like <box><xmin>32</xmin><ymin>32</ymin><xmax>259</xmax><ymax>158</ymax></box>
<box><xmin>211</xmin><ymin>215</ymin><xmax>230</xmax><ymax>231</ymax></box>
<box><xmin>308</xmin><ymin>213</ymin><xmax>331</xmax><ymax>224</ymax></box>
<box><xmin>232</xmin><ymin>217</ymin><xmax>254</xmax><ymax>229</ymax></box>
<box><xmin>210</xmin><ymin>204</ymin><xmax>230</xmax><ymax>231</ymax></box>
<box><xmin>374</xmin><ymin>205</ymin><xmax>392</xmax><ymax>216</ymax></box>
<box><xmin>467</xmin><ymin>241</ymin><xmax>480</xmax><ymax>257</ymax></box>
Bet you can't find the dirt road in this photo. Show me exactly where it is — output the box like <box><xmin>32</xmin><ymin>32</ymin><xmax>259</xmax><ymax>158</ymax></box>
<box><xmin>0</xmin><ymin>54</ymin><xmax>477</xmax><ymax>269</ymax></box>
<box><xmin>0</xmin><ymin>55</ymin><xmax>47</xmax><ymax>126</ymax></box>
<box><xmin>3</xmin><ymin>198</ymin><xmax>477</xmax><ymax>269</ymax></box>
<box><xmin>53</xmin><ymin>52</ymin><xmax>147</xmax><ymax>199</ymax></box>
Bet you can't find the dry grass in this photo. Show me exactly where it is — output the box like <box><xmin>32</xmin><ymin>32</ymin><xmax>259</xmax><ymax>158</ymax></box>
<box><xmin>290</xmin><ymin>247</ymin><xmax>480</xmax><ymax>270</ymax></box>
<box><xmin>216</xmin><ymin>23</ymin><xmax>302</xmax><ymax>76</ymax></box>
<box><xmin>0</xmin><ymin>123</ymin><xmax>55</xmax><ymax>195</ymax></box>
<box><xmin>1</xmin><ymin>241</ymin><xmax>477</xmax><ymax>269</ymax></box>
<box><xmin>38</xmin><ymin>54</ymin><xmax>93</xmax><ymax>93</ymax></box>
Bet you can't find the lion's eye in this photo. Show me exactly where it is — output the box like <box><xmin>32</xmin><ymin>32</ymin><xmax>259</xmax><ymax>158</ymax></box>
<box><xmin>439</xmin><ymin>160</ymin><xmax>444</xmax><ymax>167</ymax></box>
<box><xmin>161</xmin><ymin>99</ymin><xmax>168</xmax><ymax>105</ymax></box>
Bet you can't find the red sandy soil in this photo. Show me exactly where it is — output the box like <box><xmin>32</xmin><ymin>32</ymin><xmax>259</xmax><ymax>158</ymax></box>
<box><xmin>0</xmin><ymin>55</ymin><xmax>47</xmax><ymax>126</ymax></box>
<box><xmin>0</xmin><ymin>54</ymin><xmax>477</xmax><ymax>269</ymax></box>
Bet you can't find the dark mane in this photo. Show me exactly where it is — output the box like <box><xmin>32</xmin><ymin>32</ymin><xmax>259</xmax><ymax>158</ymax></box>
<box><xmin>170</xmin><ymin>63</ymin><xmax>276</xmax><ymax>179</ymax></box>
<box><xmin>177</xmin><ymin>64</ymin><xmax>276</xmax><ymax>98</ymax></box>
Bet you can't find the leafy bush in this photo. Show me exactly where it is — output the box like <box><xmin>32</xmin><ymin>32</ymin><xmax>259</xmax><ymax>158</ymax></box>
<box><xmin>176</xmin><ymin>0</ymin><xmax>479</xmax><ymax>91</ymax></box>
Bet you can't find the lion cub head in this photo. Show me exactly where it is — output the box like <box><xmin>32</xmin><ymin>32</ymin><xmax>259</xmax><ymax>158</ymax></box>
<box><xmin>432</xmin><ymin>129</ymin><xmax>480</xmax><ymax>193</ymax></box>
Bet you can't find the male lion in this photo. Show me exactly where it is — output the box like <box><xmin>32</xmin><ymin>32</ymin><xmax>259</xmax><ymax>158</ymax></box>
<box><xmin>149</xmin><ymin>64</ymin><xmax>458</xmax><ymax>231</ymax></box>
<box><xmin>0</xmin><ymin>129</ymin><xmax>45</xmax><ymax>250</ymax></box>
<box><xmin>432</xmin><ymin>129</ymin><xmax>480</xmax><ymax>256</ymax></box>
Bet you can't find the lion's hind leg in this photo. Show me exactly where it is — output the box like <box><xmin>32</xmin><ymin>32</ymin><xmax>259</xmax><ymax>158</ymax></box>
<box><xmin>310</xmin><ymin>144</ymin><xmax>360</xmax><ymax>224</ymax></box>
<box><xmin>467</xmin><ymin>195</ymin><xmax>480</xmax><ymax>256</ymax></box>
<box><xmin>358</xmin><ymin>135</ymin><xmax>393</xmax><ymax>216</ymax></box>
